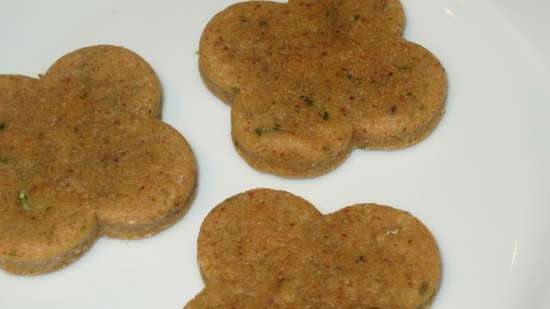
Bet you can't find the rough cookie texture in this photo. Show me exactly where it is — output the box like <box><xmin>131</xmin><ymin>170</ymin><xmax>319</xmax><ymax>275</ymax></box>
<box><xmin>200</xmin><ymin>0</ymin><xmax>447</xmax><ymax>177</ymax></box>
<box><xmin>0</xmin><ymin>45</ymin><xmax>197</xmax><ymax>275</ymax></box>
<box><xmin>185</xmin><ymin>189</ymin><xmax>441</xmax><ymax>309</ymax></box>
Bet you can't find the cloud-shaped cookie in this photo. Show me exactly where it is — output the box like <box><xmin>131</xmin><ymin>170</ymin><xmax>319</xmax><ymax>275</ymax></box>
<box><xmin>200</xmin><ymin>0</ymin><xmax>447</xmax><ymax>177</ymax></box>
<box><xmin>185</xmin><ymin>189</ymin><xmax>441</xmax><ymax>309</ymax></box>
<box><xmin>0</xmin><ymin>45</ymin><xmax>197</xmax><ymax>275</ymax></box>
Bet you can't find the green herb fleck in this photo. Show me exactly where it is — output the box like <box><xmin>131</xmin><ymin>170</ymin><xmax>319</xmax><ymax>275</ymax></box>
<box><xmin>395</xmin><ymin>63</ymin><xmax>415</xmax><ymax>71</ymax></box>
<box><xmin>255</xmin><ymin>124</ymin><xmax>281</xmax><ymax>136</ymax></box>
<box><xmin>300</xmin><ymin>95</ymin><xmax>315</xmax><ymax>106</ymax></box>
<box><xmin>79</xmin><ymin>91</ymin><xmax>90</xmax><ymax>99</ymax></box>
<box><xmin>320</xmin><ymin>110</ymin><xmax>330</xmax><ymax>121</ymax></box>
<box><xmin>44</xmin><ymin>228</ymin><xmax>55</xmax><ymax>240</ymax></box>
<box><xmin>195</xmin><ymin>50</ymin><xmax>199</xmax><ymax>55</ymax></box>
<box><xmin>0</xmin><ymin>157</ymin><xmax>8</xmax><ymax>164</ymax></box>
<box><xmin>5</xmin><ymin>250</ymin><xmax>17</xmax><ymax>257</ymax></box>
<box><xmin>255</xmin><ymin>128</ymin><xmax>268</xmax><ymax>136</ymax></box>
<box><xmin>234</xmin><ymin>139</ymin><xmax>240</xmax><ymax>147</ymax></box>
<box><xmin>345</xmin><ymin>72</ymin><xmax>362</xmax><ymax>84</ymax></box>
<box><xmin>0</xmin><ymin>122</ymin><xmax>5</xmax><ymax>130</ymax></box>
<box><xmin>419</xmin><ymin>281</ymin><xmax>429</xmax><ymax>295</ymax></box>
<box><xmin>18</xmin><ymin>190</ymin><xmax>32</xmax><ymax>211</ymax></box>
<box><xmin>231</xmin><ymin>86</ymin><xmax>241</xmax><ymax>94</ymax></box>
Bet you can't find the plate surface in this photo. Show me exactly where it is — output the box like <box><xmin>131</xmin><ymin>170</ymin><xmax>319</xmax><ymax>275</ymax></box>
<box><xmin>1</xmin><ymin>0</ymin><xmax>549</xmax><ymax>308</ymax></box>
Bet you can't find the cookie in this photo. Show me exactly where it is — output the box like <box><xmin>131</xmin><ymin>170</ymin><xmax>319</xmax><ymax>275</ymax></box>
<box><xmin>43</xmin><ymin>45</ymin><xmax>162</xmax><ymax>118</ymax></box>
<box><xmin>0</xmin><ymin>45</ymin><xmax>197</xmax><ymax>275</ymax></box>
<box><xmin>199</xmin><ymin>0</ymin><xmax>447</xmax><ymax>177</ymax></box>
<box><xmin>184</xmin><ymin>188</ymin><xmax>441</xmax><ymax>309</ymax></box>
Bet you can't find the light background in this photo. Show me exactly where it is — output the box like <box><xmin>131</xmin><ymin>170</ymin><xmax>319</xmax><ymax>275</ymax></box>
<box><xmin>0</xmin><ymin>1</ymin><xmax>549</xmax><ymax>308</ymax></box>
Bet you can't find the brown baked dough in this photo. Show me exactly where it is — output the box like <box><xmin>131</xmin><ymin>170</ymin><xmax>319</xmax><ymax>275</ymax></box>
<box><xmin>43</xmin><ymin>45</ymin><xmax>162</xmax><ymax>118</ymax></box>
<box><xmin>200</xmin><ymin>0</ymin><xmax>447</xmax><ymax>177</ymax></box>
<box><xmin>185</xmin><ymin>188</ymin><xmax>441</xmax><ymax>309</ymax></box>
<box><xmin>0</xmin><ymin>46</ymin><xmax>197</xmax><ymax>275</ymax></box>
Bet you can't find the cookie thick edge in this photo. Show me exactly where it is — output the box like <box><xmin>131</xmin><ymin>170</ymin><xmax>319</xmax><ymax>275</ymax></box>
<box><xmin>233</xmin><ymin>139</ymin><xmax>352</xmax><ymax>178</ymax></box>
<box><xmin>99</xmin><ymin>178</ymin><xmax>197</xmax><ymax>240</ymax></box>
<box><xmin>0</xmin><ymin>224</ymin><xmax>98</xmax><ymax>276</ymax></box>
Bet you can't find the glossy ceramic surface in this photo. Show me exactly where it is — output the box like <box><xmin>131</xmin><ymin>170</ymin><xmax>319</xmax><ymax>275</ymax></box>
<box><xmin>0</xmin><ymin>0</ymin><xmax>548</xmax><ymax>308</ymax></box>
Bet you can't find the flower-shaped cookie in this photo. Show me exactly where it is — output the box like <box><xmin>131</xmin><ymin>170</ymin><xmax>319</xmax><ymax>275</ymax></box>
<box><xmin>185</xmin><ymin>189</ymin><xmax>441</xmax><ymax>309</ymax></box>
<box><xmin>200</xmin><ymin>0</ymin><xmax>447</xmax><ymax>177</ymax></box>
<box><xmin>0</xmin><ymin>45</ymin><xmax>197</xmax><ymax>275</ymax></box>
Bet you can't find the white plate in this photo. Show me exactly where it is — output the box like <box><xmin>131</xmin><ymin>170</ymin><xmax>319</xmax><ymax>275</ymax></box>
<box><xmin>1</xmin><ymin>0</ymin><xmax>549</xmax><ymax>308</ymax></box>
